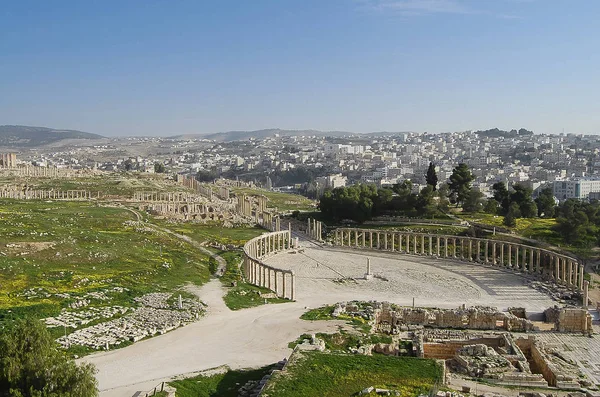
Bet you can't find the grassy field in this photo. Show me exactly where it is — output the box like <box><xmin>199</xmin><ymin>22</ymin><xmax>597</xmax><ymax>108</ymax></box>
<box><xmin>262</xmin><ymin>351</ymin><xmax>441</xmax><ymax>397</ymax></box>
<box><xmin>230</xmin><ymin>187</ymin><xmax>316</xmax><ymax>212</ymax></box>
<box><xmin>154</xmin><ymin>220</ymin><xmax>265</xmax><ymax>247</ymax></box>
<box><xmin>168</xmin><ymin>365</ymin><xmax>275</xmax><ymax>397</ymax></box>
<box><xmin>0</xmin><ymin>173</ymin><xmax>191</xmax><ymax>198</ymax></box>
<box><xmin>0</xmin><ymin>200</ymin><xmax>211</xmax><ymax>320</ymax></box>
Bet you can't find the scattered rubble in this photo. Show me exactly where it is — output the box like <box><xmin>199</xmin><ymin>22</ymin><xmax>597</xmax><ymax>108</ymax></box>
<box><xmin>44</xmin><ymin>292</ymin><xmax>204</xmax><ymax>350</ymax></box>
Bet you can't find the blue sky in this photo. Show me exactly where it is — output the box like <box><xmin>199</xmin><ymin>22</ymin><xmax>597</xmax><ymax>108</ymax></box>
<box><xmin>1</xmin><ymin>0</ymin><xmax>599</xmax><ymax>136</ymax></box>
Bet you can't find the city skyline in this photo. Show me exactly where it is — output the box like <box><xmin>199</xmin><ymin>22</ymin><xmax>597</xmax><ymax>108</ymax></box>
<box><xmin>1</xmin><ymin>0</ymin><xmax>599</xmax><ymax>136</ymax></box>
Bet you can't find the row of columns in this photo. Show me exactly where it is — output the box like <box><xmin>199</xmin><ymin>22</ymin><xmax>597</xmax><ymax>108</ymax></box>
<box><xmin>333</xmin><ymin>229</ymin><xmax>584</xmax><ymax>293</ymax></box>
<box><xmin>0</xmin><ymin>189</ymin><xmax>96</xmax><ymax>199</ymax></box>
<box><xmin>243</xmin><ymin>230</ymin><xmax>296</xmax><ymax>300</ymax></box>
<box><xmin>306</xmin><ymin>218</ymin><xmax>323</xmax><ymax>241</ymax></box>
<box><xmin>133</xmin><ymin>191</ymin><xmax>200</xmax><ymax>202</ymax></box>
<box><xmin>176</xmin><ymin>174</ymin><xmax>213</xmax><ymax>200</ymax></box>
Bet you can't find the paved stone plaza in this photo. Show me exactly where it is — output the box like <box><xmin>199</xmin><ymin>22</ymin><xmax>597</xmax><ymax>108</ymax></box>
<box><xmin>263</xmin><ymin>244</ymin><xmax>557</xmax><ymax>312</ymax></box>
<box><xmin>85</xmin><ymin>238</ymin><xmax>596</xmax><ymax>397</ymax></box>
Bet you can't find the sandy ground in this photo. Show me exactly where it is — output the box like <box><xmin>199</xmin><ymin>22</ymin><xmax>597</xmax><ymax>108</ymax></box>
<box><xmin>83</xmin><ymin>239</ymin><xmax>561</xmax><ymax>396</ymax></box>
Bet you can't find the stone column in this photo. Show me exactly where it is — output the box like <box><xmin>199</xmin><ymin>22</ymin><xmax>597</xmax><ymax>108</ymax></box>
<box><xmin>355</xmin><ymin>231</ymin><xmax>359</xmax><ymax>247</ymax></box>
<box><xmin>522</xmin><ymin>247</ymin><xmax>527</xmax><ymax>271</ymax></box>
<box><xmin>282</xmin><ymin>272</ymin><xmax>286</xmax><ymax>299</ymax></box>
<box><xmin>421</xmin><ymin>235</ymin><xmax>425</xmax><ymax>255</ymax></box>
<box><xmin>369</xmin><ymin>232</ymin><xmax>373</xmax><ymax>248</ymax></box>
<box><xmin>579</xmin><ymin>265</ymin><xmax>584</xmax><ymax>291</ymax></box>
<box><xmin>508</xmin><ymin>245</ymin><xmax>513</xmax><ymax>268</ymax></box>
<box><xmin>452</xmin><ymin>239</ymin><xmax>456</xmax><ymax>258</ymax></box>
<box><xmin>500</xmin><ymin>243</ymin><xmax>504</xmax><ymax>266</ymax></box>
<box><xmin>274</xmin><ymin>271</ymin><xmax>279</xmax><ymax>296</ymax></box>
<box><xmin>484</xmin><ymin>241</ymin><xmax>489</xmax><ymax>263</ymax></box>
<box><xmin>413</xmin><ymin>234</ymin><xmax>418</xmax><ymax>254</ymax></box>
<box><xmin>376</xmin><ymin>233</ymin><xmax>380</xmax><ymax>249</ymax></box>
<box><xmin>568</xmin><ymin>260</ymin><xmax>573</xmax><ymax>287</ymax></box>
<box><xmin>428</xmin><ymin>235</ymin><xmax>433</xmax><ymax>255</ymax></box>
<box><xmin>476</xmin><ymin>240</ymin><xmax>480</xmax><ymax>262</ymax></box>
<box><xmin>554</xmin><ymin>256</ymin><xmax>560</xmax><ymax>282</ymax></box>
<box><xmin>436</xmin><ymin>236</ymin><xmax>441</xmax><ymax>257</ymax></box>
<box><xmin>583</xmin><ymin>280</ymin><xmax>589</xmax><ymax>307</ymax></box>
<box><xmin>362</xmin><ymin>231</ymin><xmax>366</xmax><ymax>247</ymax></box>
<box><xmin>391</xmin><ymin>233</ymin><xmax>395</xmax><ymax>252</ymax></box>
<box><xmin>468</xmin><ymin>240</ymin><xmax>473</xmax><ymax>261</ymax></box>
<box><xmin>291</xmin><ymin>271</ymin><xmax>296</xmax><ymax>301</ymax></box>
<box><xmin>515</xmin><ymin>246</ymin><xmax>520</xmax><ymax>269</ymax></box>
<box><xmin>444</xmin><ymin>237</ymin><xmax>448</xmax><ymax>258</ymax></box>
<box><xmin>536</xmin><ymin>250</ymin><xmax>541</xmax><ymax>274</ymax></box>
<box><xmin>562</xmin><ymin>258</ymin><xmax>567</xmax><ymax>285</ymax></box>
<box><xmin>383</xmin><ymin>233</ymin><xmax>387</xmax><ymax>250</ymax></box>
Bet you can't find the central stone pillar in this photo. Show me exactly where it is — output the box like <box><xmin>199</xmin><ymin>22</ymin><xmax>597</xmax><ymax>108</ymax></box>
<box><xmin>583</xmin><ymin>280</ymin><xmax>589</xmax><ymax>307</ymax></box>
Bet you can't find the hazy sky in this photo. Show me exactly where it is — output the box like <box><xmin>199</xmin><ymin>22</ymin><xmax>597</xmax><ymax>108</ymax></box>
<box><xmin>1</xmin><ymin>0</ymin><xmax>599</xmax><ymax>136</ymax></box>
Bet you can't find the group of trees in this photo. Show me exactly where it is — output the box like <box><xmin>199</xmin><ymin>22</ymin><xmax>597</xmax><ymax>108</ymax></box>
<box><xmin>319</xmin><ymin>162</ymin><xmax>471</xmax><ymax>222</ymax></box>
<box><xmin>553</xmin><ymin>199</ymin><xmax>600</xmax><ymax>248</ymax></box>
<box><xmin>0</xmin><ymin>318</ymin><xmax>98</xmax><ymax>396</ymax></box>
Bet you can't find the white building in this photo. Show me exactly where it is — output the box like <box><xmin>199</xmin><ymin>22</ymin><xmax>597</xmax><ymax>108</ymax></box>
<box><xmin>553</xmin><ymin>178</ymin><xmax>600</xmax><ymax>200</ymax></box>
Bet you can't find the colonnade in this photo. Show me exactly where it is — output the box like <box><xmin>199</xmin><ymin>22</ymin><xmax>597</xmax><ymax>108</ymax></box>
<box><xmin>306</xmin><ymin>218</ymin><xmax>323</xmax><ymax>241</ymax></box>
<box><xmin>333</xmin><ymin>228</ymin><xmax>584</xmax><ymax>292</ymax></box>
<box><xmin>243</xmin><ymin>230</ymin><xmax>296</xmax><ymax>300</ymax></box>
<box><xmin>133</xmin><ymin>191</ymin><xmax>201</xmax><ymax>202</ymax></box>
<box><xmin>0</xmin><ymin>189</ymin><xmax>96</xmax><ymax>200</ymax></box>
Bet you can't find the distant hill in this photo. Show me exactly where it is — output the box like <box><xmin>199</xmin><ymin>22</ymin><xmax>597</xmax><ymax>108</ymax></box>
<box><xmin>0</xmin><ymin>125</ymin><xmax>105</xmax><ymax>147</ymax></box>
<box><xmin>475</xmin><ymin>128</ymin><xmax>534</xmax><ymax>138</ymax></box>
<box><xmin>170</xmin><ymin>128</ymin><xmax>412</xmax><ymax>142</ymax></box>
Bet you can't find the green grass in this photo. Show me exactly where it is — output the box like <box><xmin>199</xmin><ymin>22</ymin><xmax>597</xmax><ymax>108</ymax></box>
<box><xmin>0</xmin><ymin>200</ymin><xmax>211</xmax><ymax>319</ymax></box>
<box><xmin>222</xmin><ymin>283</ymin><xmax>289</xmax><ymax>310</ymax></box>
<box><xmin>0</xmin><ymin>173</ymin><xmax>191</xmax><ymax>198</ymax></box>
<box><xmin>154</xmin><ymin>220</ymin><xmax>265</xmax><ymax>247</ymax></box>
<box><xmin>168</xmin><ymin>365</ymin><xmax>276</xmax><ymax>397</ymax></box>
<box><xmin>262</xmin><ymin>351</ymin><xmax>442</xmax><ymax>397</ymax></box>
<box><xmin>300</xmin><ymin>305</ymin><xmax>335</xmax><ymax>321</ymax></box>
<box><xmin>231</xmin><ymin>187</ymin><xmax>316</xmax><ymax>212</ymax></box>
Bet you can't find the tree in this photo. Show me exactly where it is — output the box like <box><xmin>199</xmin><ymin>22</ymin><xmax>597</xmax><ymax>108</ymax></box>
<box><xmin>447</xmin><ymin>163</ymin><xmax>475</xmax><ymax>206</ymax></box>
<box><xmin>415</xmin><ymin>185</ymin><xmax>436</xmax><ymax>217</ymax></box>
<box><xmin>492</xmin><ymin>182</ymin><xmax>511</xmax><ymax>215</ymax></box>
<box><xmin>503</xmin><ymin>202</ymin><xmax>520</xmax><ymax>227</ymax></box>
<box><xmin>154</xmin><ymin>162</ymin><xmax>165</xmax><ymax>173</ymax></box>
<box><xmin>462</xmin><ymin>189</ymin><xmax>484</xmax><ymax>213</ymax></box>
<box><xmin>483</xmin><ymin>198</ymin><xmax>500</xmax><ymax>214</ymax></box>
<box><xmin>0</xmin><ymin>318</ymin><xmax>98</xmax><ymax>397</ymax></box>
<box><xmin>425</xmin><ymin>162</ymin><xmax>438</xmax><ymax>191</ymax></box>
<box><xmin>535</xmin><ymin>187</ymin><xmax>556</xmax><ymax>218</ymax></box>
<box><xmin>510</xmin><ymin>183</ymin><xmax>537</xmax><ymax>218</ymax></box>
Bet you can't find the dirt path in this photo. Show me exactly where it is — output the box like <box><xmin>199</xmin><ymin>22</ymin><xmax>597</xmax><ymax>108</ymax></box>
<box><xmin>122</xmin><ymin>206</ymin><xmax>228</xmax><ymax>276</ymax></box>
<box><xmin>83</xmin><ymin>278</ymin><xmax>346</xmax><ymax>397</ymax></box>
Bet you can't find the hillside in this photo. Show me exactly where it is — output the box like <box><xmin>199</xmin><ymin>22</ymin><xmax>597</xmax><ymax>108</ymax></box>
<box><xmin>0</xmin><ymin>125</ymin><xmax>104</xmax><ymax>147</ymax></box>
<box><xmin>170</xmin><ymin>128</ymin><xmax>412</xmax><ymax>142</ymax></box>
